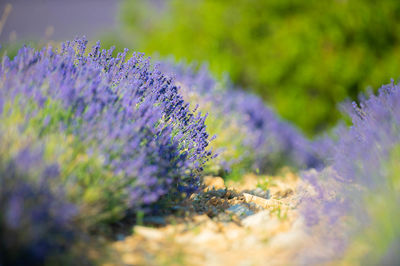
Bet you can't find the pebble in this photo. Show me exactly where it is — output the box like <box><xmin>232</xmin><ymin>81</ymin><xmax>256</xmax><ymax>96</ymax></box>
<box><xmin>122</xmin><ymin>253</ymin><xmax>140</xmax><ymax>265</ymax></box>
<box><xmin>193</xmin><ymin>214</ymin><xmax>210</xmax><ymax>223</ymax></box>
<box><xmin>116</xmin><ymin>233</ymin><xmax>125</xmax><ymax>241</ymax></box>
<box><xmin>203</xmin><ymin>176</ymin><xmax>225</xmax><ymax>191</ymax></box>
<box><xmin>215</xmin><ymin>212</ymin><xmax>234</xmax><ymax>223</ymax></box>
<box><xmin>243</xmin><ymin>193</ymin><xmax>282</xmax><ymax>209</ymax></box>
<box><xmin>274</xmin><ymin>188</ymin><xmax>293</xmax><ymax>199</ymax></box>
<box><xmin>226</xmin><ymin>204</ymin><xmax>254</xmax><ymax>218</ymax></box>
<box><xmin>192</xmin><ymin>230</ymin><xmax>225</xmax><ymax>246</ymax></box>
<box><xmin>143</xmin><ymin>216</ymin><xmax>166</xmax><ymax>226</ymax></box>
<box><xmin>133</xmin><ymin>226</ymin><xmax>164</xmax><ymax>241</ymax></box>
<box><xmin>251</xmin><ymin>187</ymin><xmax>270</xmax><ymax>199</ymax></box>
<box><xmin>268</xmin><ymin>228</ymin><xmax>306</xmax><ymax>249</ymax></box>
<box><xmin>242</xmin><ymin>210</ymin><xmax>270</xmax><ymax>229</ymax></box>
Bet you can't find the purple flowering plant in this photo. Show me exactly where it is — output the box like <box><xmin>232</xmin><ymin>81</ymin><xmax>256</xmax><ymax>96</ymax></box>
<box><xmin>300</xmin><ymin>80</ymin><xmax>400</xmax><ymax>264</ymax></box>
<box><xmin>0</xmin><ymin>37</ymin><xmax>213</xmax><ymax>231</ymax></box>
<box><xmin>0</xmin><ymin>144</ymin><xmax>88</xmax><ymax>265</ymax></box>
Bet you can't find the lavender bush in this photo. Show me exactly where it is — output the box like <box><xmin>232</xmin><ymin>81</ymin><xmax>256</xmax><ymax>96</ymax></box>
<box><xmin>0</xmin><ymin>141</ymin><xmax>87</xmax><ymax>265</ymax></box>
<box><xmin>157</xmin><ymin>61</ymin><xmax>322</xmax><ymax>177</ymax></box>
<box><xmin>301</xmin><ymin>80</ymin><xmax>400</xmax><ymax>264</ymax></box>
<box><xmin>0</xmin><ymin>38</ymin><xmax>213</xmax><ymax>229</ymax></box>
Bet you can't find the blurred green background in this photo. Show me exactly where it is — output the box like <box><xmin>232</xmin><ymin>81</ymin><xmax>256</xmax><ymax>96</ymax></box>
<box><xmin>3</xmin><ymin>0</ymin><xmax>400</xmax><ymax>136</ymax></box>
<box><xmin>119</xmin><ymin>0</ymin><xmax>400</xmax><ymax>136</ymax></box>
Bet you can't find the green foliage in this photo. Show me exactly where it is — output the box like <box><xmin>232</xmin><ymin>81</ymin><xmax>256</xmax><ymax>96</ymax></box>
<box><xmin>121</xmin><ymin>0</ymin><xmax>400</xmax><ymax>135</ymax></box>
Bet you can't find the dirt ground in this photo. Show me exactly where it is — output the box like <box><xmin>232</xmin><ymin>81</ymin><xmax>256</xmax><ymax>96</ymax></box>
<box><xmin>103</xmin><ymin>170</ymin><xmax>312</xmax><ymax>266</ymax></box>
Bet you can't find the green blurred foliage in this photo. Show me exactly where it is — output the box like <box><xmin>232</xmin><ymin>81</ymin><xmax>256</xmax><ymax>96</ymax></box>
<box><xmin>120</xmin><ymin>0</ymin><xmax>400</xmax><ymax>135</ymax></box>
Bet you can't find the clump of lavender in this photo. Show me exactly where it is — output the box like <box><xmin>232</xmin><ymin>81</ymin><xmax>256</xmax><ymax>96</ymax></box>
<box><xmin>0</xmin><ymin>144</ymin><xmax>87</xmax><ymax>265</ymax></box>
<box><xmin>157</xmin><ymin>61</ymin><xmax>322</xmax><ymax>176</ymax></box>
<box><xmin>300</xmin><ymin>80</ymin><xmax>400</xmax><ymax>264</ymax></box>
<box><xmin>0</xmin><ymin>38</ymin><xmax>213</xmax><ymax>228</ymax></box>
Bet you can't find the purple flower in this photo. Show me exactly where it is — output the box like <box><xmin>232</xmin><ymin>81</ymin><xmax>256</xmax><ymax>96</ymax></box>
<box><xmin>300</xmin><ymin>80</ymin><xmax>400</xmax><ymax>263</ymax></box>
<box><xmin>1</xmin><ymin>37</ymin><xmax>213</xmax><ymax>216</ymax></box>
<box><xmin>0</xmin><ymin>147</ymin><xmax>83</xmax><ymax>265</ymax></box>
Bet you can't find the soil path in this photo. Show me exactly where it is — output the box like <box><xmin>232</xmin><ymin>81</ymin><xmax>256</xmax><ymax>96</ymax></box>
<box><xmin>104</xmin><ymin>171</ymin><xmax>310</xmax><ymax>266</ymax></box>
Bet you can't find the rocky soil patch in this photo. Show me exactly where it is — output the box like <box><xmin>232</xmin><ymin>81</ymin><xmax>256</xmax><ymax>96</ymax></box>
<box><xmin>104</xmin><ymin>171</ymin><xmax>309</xmax><ymax>266</ymax></box>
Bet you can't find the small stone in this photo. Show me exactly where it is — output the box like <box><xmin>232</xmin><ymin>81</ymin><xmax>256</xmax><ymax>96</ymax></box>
<box><xmin>112</xmin><ymin>241</ymin><xmax>129</xmax><ymax>252</ymax></box>
<box><xmin>134</xmin><ymin>226</ymin><xmax>164</xmax><ymax>241</ymax></box>
<box><xmin>225</xmin><ymin>190</ymin><xmax>238</xmax><ymax>199</ymax></box>
<box><xmin>122</xmin><ymin>253</ymin><xmax>141</xmax><ymax>265</ymax></box>
<box><xmin>143</xmin><ymin>216</ymin><xmax>166</xmax><ymax>226</ymax></box>
<box><xmin>193</xmin><ymin>214</ymin><xmax>209</xmax><ymax>223</ymax></box>
<box><xmin>242</xmin><ymin>210</ymin><xmax>270</xmax><ymax>229</ymax></box>
<box><xmin>116</xmin><ymin>233</ymin><xmax>125</xmax><ymax>241</ymax></box>
<box><xmin>224</xmin><ymin>223</ymin><xmax>244</xmax><ymax>240</ymax></box>
<box><xmin>203</xmin><ymin>176</ymin><xmax>225</xmax><ymax>191</ymax></box>
<box><xmin>226</xmin><ymin>204</ymin><xmax>254</xmax><ymax>218</ymax></box>
<box><xmin>243</xmin><ymin>193</ymin><xmax>281</xmax><ymax>208</ymax></box>
<box><xmin>269</xmin><ymin>228</ymin><xmax>306</xmax><ymax>249</ymax></box>
<box><xmin>252</xmin><ymin>187</ymin><xmax>270</xmax><ymax>199</ymax></box>
<box><xmin>192</xmin><ymin>229</ymin><xmax>226</xmax><ymax>249</ymax></box>
<box><xmin>216</xmin><ymin>212</ymin><xmax>233</xmax><ymax>223</ymax></box>
<box><xmin>274</xmin><ymin>188</ymin><xmax>293</xmax><ymax>199</ymax></box>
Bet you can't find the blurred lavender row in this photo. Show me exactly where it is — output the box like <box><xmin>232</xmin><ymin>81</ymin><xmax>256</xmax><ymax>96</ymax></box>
<box><xmin>300</xmin><ymin>81</ymin><xmax>400</xmax><ymax>264</ymax></box>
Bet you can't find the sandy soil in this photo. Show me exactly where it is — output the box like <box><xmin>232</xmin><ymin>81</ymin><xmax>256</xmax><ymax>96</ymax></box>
<box><xmin>103</xmin><ymin>171</ymin><xmax>311</xmax><ymax>266</ymax></box>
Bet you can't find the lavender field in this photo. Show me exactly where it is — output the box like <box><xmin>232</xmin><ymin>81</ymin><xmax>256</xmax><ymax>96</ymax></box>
<box><xmin>1</xmin><ymin>1</ymin><xmax>400</xmax><ymax>265</ymax></box>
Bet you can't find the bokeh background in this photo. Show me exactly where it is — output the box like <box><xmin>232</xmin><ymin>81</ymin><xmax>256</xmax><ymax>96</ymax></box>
<box><xmin>2</xmin><ymin>0</ymin><xmax>400</xmax><ymax>135</ymax></box>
